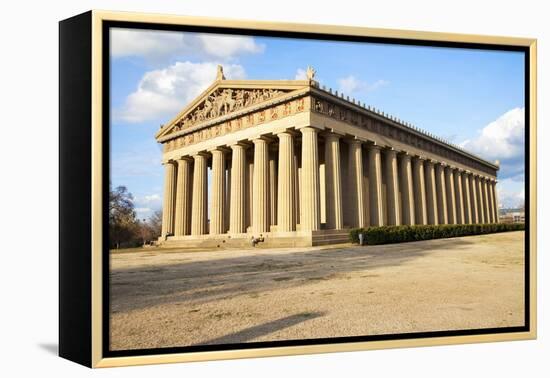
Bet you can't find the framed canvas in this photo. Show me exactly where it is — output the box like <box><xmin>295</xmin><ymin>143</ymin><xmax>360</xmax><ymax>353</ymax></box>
<box><xmin>59</xmin><ymin>10</ymin><xmax>537</xmax><ymax>368</ymax></box>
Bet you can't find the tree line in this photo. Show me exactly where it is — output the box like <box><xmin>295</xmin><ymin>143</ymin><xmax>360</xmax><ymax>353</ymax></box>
<box><xmin>109</xmin><ymin>185</ymin><xmax>162</xmax><ymax>249</ymax></box>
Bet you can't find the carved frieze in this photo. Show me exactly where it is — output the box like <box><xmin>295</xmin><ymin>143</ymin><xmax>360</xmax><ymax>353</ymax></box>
<box><xmin>169</xmin><ymin>88</ymin><xmax>288</xmax><ymax>134</ymax></box>
<box><xmin>163</xmin><ymin>97</ymin><xmax>308</xmax><ymax>152</ymax></box>
<box><xmin>311</xmin><ymin>96</ymin><xmax>496</xmax><ymax>175</ymax></box>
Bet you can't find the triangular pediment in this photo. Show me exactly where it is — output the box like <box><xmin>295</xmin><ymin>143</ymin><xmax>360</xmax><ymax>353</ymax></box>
<box><xmin>155</xmin><ymin>79</ymin><xmax>312</xmax><ymax>140</ymax></box>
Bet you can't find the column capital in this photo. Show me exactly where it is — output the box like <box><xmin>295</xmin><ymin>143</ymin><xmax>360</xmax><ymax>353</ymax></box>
<box><xmin>383</xmin><ymin>147</ymin><xmax>398</xmax><ymax>156</ymax></box>
<box><xmin>346</xmin><ymin>137</ymin><xmax>364</xmax><ymax>145</ymax></box>
<box><xmin>295</xmin><ymin>124</ymin><xmax>323</xmax><ymax>132</ymax></box>
<box><xmin>366</xmin><ymin>143</ymin><xmax>382</xmax><ymax>151</ymax></box>
<box><xmin>191</xmin><ymin>151</ymin><xmax>209</xmax><ymax>158</ymax></box>
<box><xmin>275</xmin><ymin>132</ymin><xmax>295</xmax><ymax>143</ymax></box>
<box><xmin>398</xmin><ymin>151</ymin><xmax>412</xmax><ymax>160</ymax></box>
<box><xmin>341</xmin><ymin>137</ymin><xmax>357</xmax><ymax>145</ymax></box>
<box><xmin>249</xmin><ymin>135</ymin><xmax>274</xmax><ymax>144</ymax></box>
<box><xmin>321</xmin><ymin>129</ymin><xmax>345</xmax><ymax>138</ymax></box>
<box><xmin>175</xmin><ymin>155</ymin><xmax>193</xmax><ymax>162</ymax></box>
<box><xmin>229</xmin><ymin>141</ymin><xmax>249</xmax><ymax>149</ymax></box>
<box><xmin>207</xmin><ymin>146</ymin><xmax>230</xmax><ymax>154</ymax></box>
<box><xmin>275</xmin><ymin>128</ymin><xmax>299</xmax><ymax>137</ymax></box>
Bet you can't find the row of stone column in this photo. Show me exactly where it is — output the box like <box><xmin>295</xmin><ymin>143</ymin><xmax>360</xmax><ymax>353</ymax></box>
<box><xmin>161</xmin><ymin>127</ymin><xmax>321</xmax><ymax>237</ymax></box>
<box><xmin>160</xmin><ymin>128</ymin><xmax>499</xmax><ymax>238</ymax></box>
<box><xmin>329</xmin><ymin>137</ymin><xmax>499</xmax><ymax>229</ymax></box>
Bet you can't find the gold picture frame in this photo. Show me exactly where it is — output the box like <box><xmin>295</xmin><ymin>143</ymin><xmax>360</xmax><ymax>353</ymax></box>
<box><xmin>59</xmin><ymin>9</ymin><xmax>537</xmax><ymax>368</ymax></box>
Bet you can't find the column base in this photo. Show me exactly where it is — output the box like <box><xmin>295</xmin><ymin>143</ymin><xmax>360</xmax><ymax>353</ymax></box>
<box><xmin>158</xmin><ymin>229</ymin><xmax>351</xmax><ymax>249</ymax></box>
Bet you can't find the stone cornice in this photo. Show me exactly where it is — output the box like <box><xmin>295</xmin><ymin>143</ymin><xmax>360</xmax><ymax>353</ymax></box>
<box><xmin>311</xmin><ymin>87</ymin><xmax>499</xmax><ymax>170</ymax></box>
<box><xmin>157</xmin><ymin>78</ymin><xmax>499</xmax><ymax>177</ymax></box>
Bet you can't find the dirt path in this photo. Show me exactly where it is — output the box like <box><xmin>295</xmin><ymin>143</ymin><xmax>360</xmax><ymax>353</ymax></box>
<box><xmin>109</xmin><ymin>231</ymin><xmax>525</xmax><ymax>350</ymax></box>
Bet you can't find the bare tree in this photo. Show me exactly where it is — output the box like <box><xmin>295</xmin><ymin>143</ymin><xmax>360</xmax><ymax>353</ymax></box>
<box><xmin>109</xmin><ymin>185</ymin><xmax>139</xmax><ymax>249</ymax></box>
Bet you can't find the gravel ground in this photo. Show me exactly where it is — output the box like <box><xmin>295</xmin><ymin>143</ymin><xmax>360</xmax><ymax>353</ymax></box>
<box><xmin>109</xmin><ymin>231</ymin><xmax>525</xmax><ymax>351</ymax></box>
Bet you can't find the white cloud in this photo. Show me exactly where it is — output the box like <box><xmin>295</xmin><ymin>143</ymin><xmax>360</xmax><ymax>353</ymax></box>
<box><xmin>461</xmin><ymin>107</ymin><xmax>524</xmax><ymax>162</ymax></box>
<box><xmin>134</xmin><ymin>194</ymin><xmax>162</xmax><ymax>220</ymax></box>
<box><xmin>337</xmin><ymin>75</ymin><xmax>389</xmax><ymax>95</ymax></box>
<box><xmin>294</xmin><ymin>68</ymin><xmax>307</xmax><ymax>80</ymax></box>
<box><xmin>460</xmin><ymin>107</ymin><xmax>525</xmax><ymax>181</ymax></box>
<box><xmin>111</xmin><ymin>28</ymin><xmax>264</xmax><ymax>61</ymax></box>
<box><xmin>459</xmin><ymin>108</ymin><xmax>526</xmax><ymax>209</ymax></box>
<box><xmin>197</xmin><ymin>34</ymin><xmax>264</xmax><ymax>58</ymax></box>
<box><xmin>142</xmin><ymin>194</ymin><xmax>161</xmax><ymax>204</ymax></box>
<box><xmin>115</xmin><ymin>61</ymin><xmax>246</xmax><ymax>123</ymax></box>
<box><xmin>111</xmin><ymin>29</ymin><xmax>185</xmax><ymax>60</ymax></box>
<box><xmin>338</xmin><ymin>75</ymin><xmax>360</xmax><ymax>93</ymax></box>
<box><xmin>497</xmin><ymin>178</ymin><xmax>525</xmax><ymax>209</ymax></box>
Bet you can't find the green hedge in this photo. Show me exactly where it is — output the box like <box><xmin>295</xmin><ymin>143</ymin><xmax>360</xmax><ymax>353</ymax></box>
<box><xmin>349</xmin><ymin>223</ymin><xmax>525</xmax><ymax>245</ymax></box>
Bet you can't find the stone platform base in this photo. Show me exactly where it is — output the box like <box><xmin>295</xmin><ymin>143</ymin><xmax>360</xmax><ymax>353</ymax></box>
<box><xmin>159</xmin><ymin>229</ymin><xmax>350</xmax><ymax>249</ymax></box>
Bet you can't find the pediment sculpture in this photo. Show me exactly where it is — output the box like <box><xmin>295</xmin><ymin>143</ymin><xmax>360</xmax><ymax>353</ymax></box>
<box><xmin>172</xmin><ymin>88</ymin><xmax>288</xmax><ymax>133</ymax></box>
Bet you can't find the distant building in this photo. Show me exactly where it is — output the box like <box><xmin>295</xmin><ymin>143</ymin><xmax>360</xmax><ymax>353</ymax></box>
<box><xmin>499</xmin><ymin>208</ymin><xmax>525</xmax><ymax>223</ymax></box>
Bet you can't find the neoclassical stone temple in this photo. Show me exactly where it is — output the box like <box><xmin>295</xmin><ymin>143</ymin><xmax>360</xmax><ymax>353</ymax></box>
<box><xmin>156</xmin><ymin>66</ymin><xmax>500</xmax><ymax>247</ymax></box>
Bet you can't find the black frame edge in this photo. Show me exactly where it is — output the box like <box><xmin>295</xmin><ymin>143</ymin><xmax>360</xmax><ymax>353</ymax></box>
<box><xmin>59</xmin><ymin>10</ymin><xmax>93</xmax><ymax>368</ymax></box>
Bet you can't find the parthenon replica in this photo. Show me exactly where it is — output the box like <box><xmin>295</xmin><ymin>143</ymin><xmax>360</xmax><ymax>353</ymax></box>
<box><xmin>156</xmin><ymin>66</ymin><xmax>499</xmax><ymax>247</ymax></box>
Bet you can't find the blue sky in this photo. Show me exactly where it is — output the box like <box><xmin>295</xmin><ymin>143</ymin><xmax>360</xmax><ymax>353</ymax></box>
<box><xmin>110</xmin><ymin>28</ymin><xmax>526</xmax><ymax>220</ymax></box>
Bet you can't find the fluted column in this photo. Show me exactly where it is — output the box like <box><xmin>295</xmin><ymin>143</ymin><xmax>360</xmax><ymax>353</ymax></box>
<box><xmin>424</xmin><ymin>160</ymin><xmax>439</xmax><ymax>225</ymax></box>
<box><xmin>412</xmin><ymin>156</ymin><xmax>427</xmax><ymax>225</ymax></box>
<box><xmin>191</xmin><ymin>153</ymin><xmax>208</xmax><ymax>235</ymax></box>
<box><xmin>399</xmin><ymin>153</ymin><xmax>415</xmax><ymax>225</ymax></box>
<box><xmin>324</xmin><ymin>133</ymin><xmax>343</xmax><ymax>229</ymax></box>
<box><xmin>482</xmin><ymin>177</ymin><xmax>491</xmax><ymax>223</ymax></box>
<box><xmin>276</xmin><ymin>132</ymin><xmax>296</xmax><ymax>232</ymax></box>
<box><xmin>229</xmin><ymin>143</ymin><xmax>247</xmax><ymax>234</ymax></box>
<box><xmin>348</xmin><ymin>139</ymin><xmax>367</xmax><ymax>228</ymax></box>
<box><xmin>487</xmin><ymin>178</ymin><xmax>496</xmax><ymax>223</ymax></box>
<box><xmin>454</xmin><ymin>169</ymin><xmax>465</xmax><ymax>224</ymax></box>
<box><xmin>469</xmin><ymin>173</ymin><xmax>479</xmax><ymax>223</ymax></box>
<box><xmin>225</xmin><ymin>163</ymin><xmax>231</xmax><ymax>232</ymax></box>
<box><xmin>444</xmin><ymin>166</ymin><xmax>457</xmax><ymax>224</ymax></box>
<box><xmin>492</xmin><ymin>180</ymin><xmax>500</xmax><ymax>223</ymax></box>
<box><xmin>476</xmin><ymin>175</ymin><xmax>485</xmax><ymax>223</ymax></box>
<box><xmin>174</xmin><ymin>157</ymin><xmax>192</xmax><ymax>236</ymax></box>
<box><xmin>300</xmin><ymin>127</ymin><xmax>321</xmax><ymax>231</ymax></box>
<box><xmin>161</xmin><ymin>161</ymin><xmax>177</xmax><ymax>237</ymax></box>
<box><xmin>462</xmin><ymin>172</ymin><xmax>472</xmax><ymax>224</ymax></box>
<box><xmin>435</xmin><ymin>163</ymin><xmax>448</xmax><ymax>224</ymax></box>
<box><xmin>368</xmin><ymin>145</ymin><xmax>384</xmax><ymax>226</ymax></box>
<box><xmin>210</xmin><ymin>149</ymin><xmax>226</xmax><ymax>235</ymax></box>
<box><xmin>269</xmin><ymin>151</ymin><xmax>277</xmax><ymax>227</ymax></box>
<box><xmin>252</xmin><ymin>137</ymin><xmax>270</xmax><ymax>233</ymax></box>
<box><xmin>384</xmin><ymin>149</ymin><xmax>401</xmax><ymax>226</ymax></box>
<box><xmin>246</xmin><ymin>157</ymin><xmax>254</xmax><ymax>230</ymax></box>
<box><xmin>294</xmin><ymin>150</ymin><xmax>301</xmax><ymax>226</ymax></box>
